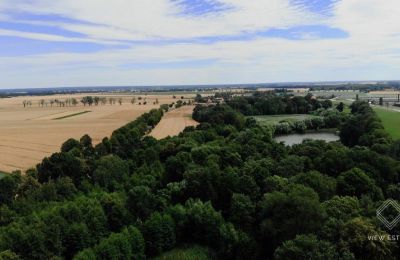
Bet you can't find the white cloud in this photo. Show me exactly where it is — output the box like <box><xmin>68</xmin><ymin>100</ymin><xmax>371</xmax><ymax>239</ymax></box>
<box><xmin>0</xmin><ymin>29</ymin><xmax>123</xmax><ymax>45</ymax></box>
<box><xmin>0</xmin><ymin>0</ymin><xmax>320</xmax><ymax>41</ymax></box>
<box><xmin>1</xmin><ymin>0</ymin><xmax>400</xmax><ymax>88</ymax></box>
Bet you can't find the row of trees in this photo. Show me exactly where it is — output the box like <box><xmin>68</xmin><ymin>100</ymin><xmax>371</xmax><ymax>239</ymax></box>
<box><xmin>226</xmin><ymin>93</ymin><xmax>333</xmax><ymax>115</ymax></box>
<box><xmin>274</xmin><ymin>108</ymin><xmax>349</xmax><ymax>135</ymax></box>
<box><xmin>1</xmin><ymin>98</ymin><xmax>400</xmax><ymax>259</ymax></box>
<box><xmin>80</xmin><ymin>96</ymin><xmax>123</xmax><ymax>106</ymax></box>
<box><xmin>22</xmin><ymin>96</ymin><xmax>163</xmax><ymax>108</ymax></box>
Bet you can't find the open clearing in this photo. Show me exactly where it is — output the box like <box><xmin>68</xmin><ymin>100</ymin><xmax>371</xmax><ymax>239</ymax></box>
<box><xmin>150</xmin><ymin>106</ymin><xmax>198</xmax><ymax>139</ymax></box>
<box><xmin>0</xmin><ymin>93</ymin><xmax>193</xmax><ymax>173</ymax></box>
<box><xmin>153</xmin><ymin>245</ymin><xmax>213</xmax><ymax>260</ymax></box>
<box><xmin>252</xmin><ymin>114</ymin><xmax>317</xmax><ymax>125</ymax></box>
<box><xmin>374</xmin><ymin>107</ymin><xmax>400</xmax><ymax>140</ymax></box>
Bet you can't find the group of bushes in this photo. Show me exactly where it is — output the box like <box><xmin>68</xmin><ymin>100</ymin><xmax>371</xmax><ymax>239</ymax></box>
<box><xmin>340</xmin><ymin>101</ymin><xmax>392</xmax><ymax>149</ymax></box>
<box><xmin>274</xmin><ymin>109</ymin><xmax>348</xmax><ymax>135</ymax></box>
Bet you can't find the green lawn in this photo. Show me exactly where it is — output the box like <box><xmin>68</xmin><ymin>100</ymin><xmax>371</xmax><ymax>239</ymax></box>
<box><xmin>152</xmin><ymin>245</ymin><xmax>213</xmax><ymax>260</ymax></box>
<box><xmin>251</xmin><ymin>114</ymin><xmax>317</xmax><ymax>126</ymax></box>
<box><xmin>374</xmin><ymin>108</ymin><xmax>400</xmax><ymax>140</ymax></box>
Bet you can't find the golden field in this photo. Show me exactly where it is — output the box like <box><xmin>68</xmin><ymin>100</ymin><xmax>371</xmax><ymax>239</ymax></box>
<box><xmin>0</xmin><ymin>93</ymin><xmax>193</xmax><ymax>173</ymax></box>
<box><xmin>150</xmin><ymin>105</ymin><xmax>198</xmax><ymax>140</ymax></box>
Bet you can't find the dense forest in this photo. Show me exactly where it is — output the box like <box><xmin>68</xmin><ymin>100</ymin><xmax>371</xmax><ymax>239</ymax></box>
<box><xmin>1</xmin><ymin>95</ymin><xmax>400</xmax><ymax>259</ymax></box>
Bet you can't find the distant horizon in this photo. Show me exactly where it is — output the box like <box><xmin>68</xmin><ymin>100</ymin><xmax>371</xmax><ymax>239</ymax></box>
<box><xmin>2</xmin><ymin>79</ymin><xmax>400</xmax><ymax>92</ymax></box>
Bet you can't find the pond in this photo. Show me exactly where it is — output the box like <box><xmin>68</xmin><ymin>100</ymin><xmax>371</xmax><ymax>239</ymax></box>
<box><xmin>275</xmin><ymin>132</ymin><xmax>340</xmax><ymax>146</ymax></box>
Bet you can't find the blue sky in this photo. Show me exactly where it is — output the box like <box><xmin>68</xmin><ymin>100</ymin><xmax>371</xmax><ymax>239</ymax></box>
<box><xmin>0</xmin><ymin>0</ymin><xmax>399</xmax><ymax>88</ymax></box>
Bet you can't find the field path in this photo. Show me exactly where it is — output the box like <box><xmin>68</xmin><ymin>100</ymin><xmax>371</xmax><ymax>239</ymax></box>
<box><xmin>150</xmin><ymin>106</ymin><xmax>198</xmax><ymax>139</ymax></box>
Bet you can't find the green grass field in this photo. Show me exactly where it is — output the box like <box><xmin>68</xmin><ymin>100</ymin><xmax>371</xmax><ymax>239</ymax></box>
<box><xmin>152</xmin><ymin>245</ymin><xmax>213</xmax><ymax>260</ymax></box>
<box><xmin>53</xmin><ymin>111</ymin><xmax>91</xmax><ymax>120</ymax></box>
<box><xmin>374</xmin><ymin>108</ymin><xmax>400</xmax><ymax>140</ymax></box>
<box><xmin>251</xmin><ymin>114</ymin><xmax>317</xmax><ymax>125</ymax></box>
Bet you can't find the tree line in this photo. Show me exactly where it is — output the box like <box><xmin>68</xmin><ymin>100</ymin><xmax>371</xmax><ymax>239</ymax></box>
<box><xmin>22</xmin><ymin>96</ymin><xmax>162</xmax><ymax>108</ymax></box>
<box><xmin>226</xmin><ymin>92</ymin><xmax>333</xmax><ymax>115</ymax></box>
<box><xmin>1</xmin><ymin>97</ymin><xmax>400</xmax><ymax>259</ymax></box>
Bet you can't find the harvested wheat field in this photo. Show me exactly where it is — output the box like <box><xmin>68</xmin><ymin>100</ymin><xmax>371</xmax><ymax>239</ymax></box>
<box><xmin>0</xmin><ymin>93</ymin><xmax>193</xmax><ymax>173</ymax></box>
<box><xmin>150</xmin><ymin>105</ymin><xmax>199</xmax><ymax>140</ymax></box>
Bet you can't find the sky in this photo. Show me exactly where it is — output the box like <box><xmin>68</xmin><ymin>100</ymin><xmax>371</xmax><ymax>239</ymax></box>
<box><xmin>0</xmin><ymin>0</ymin><xmax>400</xmax><ymax>89</ymax></box>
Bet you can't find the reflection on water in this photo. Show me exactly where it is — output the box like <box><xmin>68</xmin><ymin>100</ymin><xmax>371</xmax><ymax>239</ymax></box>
<box><xmin>275</xmin><ymin>132</ymin><xmax>339</xmax><ymax>146</ymax></box>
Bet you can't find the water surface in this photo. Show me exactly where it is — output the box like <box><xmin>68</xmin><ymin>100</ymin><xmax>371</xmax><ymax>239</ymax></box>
<box><xmin>275</xmin><ymin>132</ymin><xmax>339</xmax><ymax>146</ymax></box>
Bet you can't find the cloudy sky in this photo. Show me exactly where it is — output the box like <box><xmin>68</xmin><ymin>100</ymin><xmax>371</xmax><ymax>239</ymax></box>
<box><xmin>0</xmin><ymin>0</ymin><xmax>399</xmax><ymax>89</ymax></box>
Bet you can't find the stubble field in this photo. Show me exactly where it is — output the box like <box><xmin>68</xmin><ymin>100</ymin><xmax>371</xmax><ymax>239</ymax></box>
<box><xmin>150</xmin><ymin>105</ymin><xmax>199</xmax><ymax>139</ymax></box>
<box><xmin>0</xmin><ymin>93</ymin><xmax>193</xmax><ymax>173</ymax></box>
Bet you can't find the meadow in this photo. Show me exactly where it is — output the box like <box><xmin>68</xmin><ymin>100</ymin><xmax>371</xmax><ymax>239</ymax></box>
<box><xmin>374</xmin><ymin>107</ymin><xmax>400</xmax><ymax>140</ymax></box>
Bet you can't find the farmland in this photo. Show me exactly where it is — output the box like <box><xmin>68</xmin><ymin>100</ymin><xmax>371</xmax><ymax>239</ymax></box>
<box><xmin>0</xmin><ymin>93</ymin><xmax>193</xmax><ymax>173</ymax></box>
<box><xmin>150</xmin><ymin>105</ymin><xmax>199</xmax><ymax>139</ymax></box>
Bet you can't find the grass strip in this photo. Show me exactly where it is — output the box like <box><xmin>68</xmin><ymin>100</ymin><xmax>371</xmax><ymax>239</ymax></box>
<box><xmin>53</xmin><ymin>111</ymin><xmax>91</xmax><ymax>120</ymax></box>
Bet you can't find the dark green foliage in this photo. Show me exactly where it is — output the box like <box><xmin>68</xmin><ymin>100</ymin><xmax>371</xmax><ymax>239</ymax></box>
<box><xmin>337</xmin><ymin>168</ymin><xmax>382</xmax><ymax>199</ymax></box>
<box><xmin>291</xmin><ymin>171</ymin><xmax>336</xmax><ymax>201</ymax></box>
<box><xmin>142</xmin><ymin>213</ymin><xmax>176</xmax><ymax>256</ymax></box>
<box><xmin>0</xmin><ymin>197</ymin><xmax>108</xmax><ymax>259</ymax></box>
<box><xmin>61</xmin><ymin>138</ymin><xmax>81</xmax><ymax>153</ymax></box>
<box><xmin>193</xmin><ymin>104</ymin><xmax>245</xmax><ymax>129</ymax></box>
<box><xmin>73</xmin><ymin>248</ymin><xmax>96</xmax><ymax>260</ymax></box>
<box><xmin>99</xmin><ymin>192</ymin><xmax>130</xmax><ymax>232</ymax></box>
<box><xmin>93</xmin><ymin>155</ymin><xmax>129</xmax><ymax>191</ymax></box>
<box><xmin>1</xmin><ymin>96</ymin><xmax>399</xmax><ymax>259</ymax></box>
<box><xmin>322</xmin><ymin>196</ymin><xmax>361</xmax><ymax>221</ymax></box>
<box><xmin>274</xmin><ymin>234</ymin><xmax>338</xmax><ymax>260</ymax></box>
<box><xmin>0</xmin><ymin>174</ymin><xmax>21</xmax><ymax>205</ymax></box>
<box><xmin>340</xmin><ymin>101</ymin><xmax>392</xmax><ymax>147</ymax></box>
<box><xmin>259</xmin><ymin>184</ymin><xmax>326</xmax><ymax>250</ymax></box>
<box><xmin>184</xmin><ymin>200</ymin><xmax>225</xmax><ymax>245</ymax></box>
<box><xmin>341</xmin><ymin>218</ymin><xmax>395</xmax><ymax>260</ymax></box>
<box><xmin>229</xmin><ymin>193</ymin><xmax>255</xmax><ymax>232</ymax></box>
<box><xmin>0</xmin><ymin>250</ymin><xmax>20</xmax><ymax>260</ymax></box>
<box><xmin>36</xmin><ymin>152</ymin><xmax>85</xmax><ymax>184</ymax></box>
<box><xmin>336</xmin><ymin>102</ymin><xmax>345</xmax><ymax>112</ymax></box>
<box><xmin>78</xmin><ymin>226</ymin><xmax>145</xmax><ymax>260</ymax></box>
<box><xmin>226</xmin><ymin>93</ymin><xmax>323</xmax><ymax>116</ymax></box>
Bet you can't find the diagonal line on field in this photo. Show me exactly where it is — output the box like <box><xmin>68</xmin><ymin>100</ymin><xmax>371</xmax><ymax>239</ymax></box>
<box><xmin>0</xmin><ymin>144</ymin><xmax>54</xmax><ymax>153</ymax></box>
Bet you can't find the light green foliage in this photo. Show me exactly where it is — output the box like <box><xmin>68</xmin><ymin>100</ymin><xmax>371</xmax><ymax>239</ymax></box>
<box><xmin>274</xmin><ymin>234</ymin><xmax>339</xmax><ymax>260</ymax></box>
<box><xmin>252</xmin><ymin>114</ymin><xmax>317</xmax><ymax>126</ymax></box>
<box><xmin>374</xmin><ymin>108</ymin><xmax>400</xmax><ymax>140</ymax></box>
<box><xmin>152</xmin><ymin>245</ymin><xmax>213</xmax><ymax>260</ymax></box>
